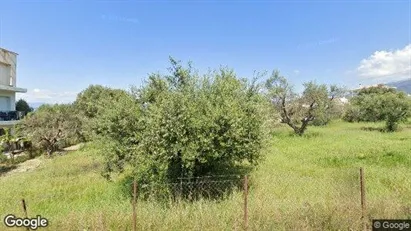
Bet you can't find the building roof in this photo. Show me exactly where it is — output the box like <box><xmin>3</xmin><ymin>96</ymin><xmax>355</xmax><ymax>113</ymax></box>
<box><xmin>0</xmin><ymin>47</ymin><xmax>18</xmax><ymax>56</ymax></box>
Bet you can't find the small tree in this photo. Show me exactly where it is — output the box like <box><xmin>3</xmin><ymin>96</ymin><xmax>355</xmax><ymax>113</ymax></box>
<box><xmin>16</xmin><ymin>104</ymin><xmax>83</xmax><ymax>157</ymax></box>
<box><xmin>15</xmin><ymin>99</ymin><xmax>33</xmax><ymax>115</ymax></box>
<box><xmin>265</xmin><ymin>71</ymin><xmax>344</xmax><ymax>135</ymax></box>
<box><xmin>380</xmin><ymin>93</ymin><xmax>410</xmax><ymax>132</ymax></box>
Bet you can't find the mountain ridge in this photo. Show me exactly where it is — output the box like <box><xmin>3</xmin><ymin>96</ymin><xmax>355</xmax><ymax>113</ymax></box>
<box><xmin>386</xmin><ymin>78</ymin><xmax>411</xmax><ymax>94</ymax></box>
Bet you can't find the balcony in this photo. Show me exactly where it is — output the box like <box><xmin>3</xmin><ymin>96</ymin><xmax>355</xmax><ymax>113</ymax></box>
<box><xmin>0</xmin><ymin>84</ymin><xmax>27</xmax><ymax>93</ymax></box>
<box><xmin>0</xmin><ymin>111</ymin><xmax>25</xmax><ymax>127</ymax></box>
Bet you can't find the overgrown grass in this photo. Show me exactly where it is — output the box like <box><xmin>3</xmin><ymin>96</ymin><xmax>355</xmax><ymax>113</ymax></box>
<box><xmin>1</xmin><ymin>121</ymin><xmax>411</xmax><ymax>230</ymax></box>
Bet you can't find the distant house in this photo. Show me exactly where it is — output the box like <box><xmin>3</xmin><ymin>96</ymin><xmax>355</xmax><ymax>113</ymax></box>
<box><xmin>0</xmin><ymin>47</ymin><xmax>27</xmax><ymax>128</ymax></box>
<box><xmin>338</xmin><ymin>97</ymin><xmax>348</xmax><ymax>104</ymax></box>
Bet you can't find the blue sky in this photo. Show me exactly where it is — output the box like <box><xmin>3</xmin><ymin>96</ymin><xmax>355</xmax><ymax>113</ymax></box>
<box><xmin>0</xmin><ymin>0</ymin><xmax>410</xmax><ymax>103</ymax></box>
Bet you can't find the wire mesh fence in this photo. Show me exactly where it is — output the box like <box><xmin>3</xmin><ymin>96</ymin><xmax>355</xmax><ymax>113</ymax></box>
<box><xmin>134</xmin><ymin>174</ymin><xmax>245</xmax><ymax>202</ymax></box>
<box><xmin>8</xmin><ymin>167</ymin><xmax>410</xmax><ymax>230</ymax></box>
<box><xmin>128</xmin><ymin>167</ymin><xmax>411</xmax><ymax>231</ymax></box>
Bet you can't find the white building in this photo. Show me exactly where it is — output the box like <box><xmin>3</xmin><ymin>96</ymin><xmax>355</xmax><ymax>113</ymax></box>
<box><xmin>0</xmin><ymin>47</ymin><xmax>27</xmax><ymax>128</ymax></box>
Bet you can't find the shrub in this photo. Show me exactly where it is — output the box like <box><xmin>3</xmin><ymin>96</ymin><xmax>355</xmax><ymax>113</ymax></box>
<box><xmin>342</xmin><ymin>104</ymin><xmax>361</xmax><ymax>122</ymax></box>
<box><xmin>344</xmin><ymin>85</ymin><xmax>410</xmax><ymax>131</ymax></box>
<box><xmin>98</xmin><ymin>58</ymin><xmax>272</xmax><ymax>199</ymax></box>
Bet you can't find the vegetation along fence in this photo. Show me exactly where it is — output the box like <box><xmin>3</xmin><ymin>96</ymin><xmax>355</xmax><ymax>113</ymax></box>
<box><xmin>16</xmin><ymin>167</ymin><xmax>410</xmax><ymax>230</ymax></box>
<box><xmin>123</xmin><ymin>167</ymin><xmax>410</xmax><ymax>231</ymax></box>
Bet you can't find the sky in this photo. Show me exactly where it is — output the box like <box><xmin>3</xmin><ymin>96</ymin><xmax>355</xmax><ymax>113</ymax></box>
<box><xmin>0</xmin><ymin>0</ymin><xmax>410</xmax><ymax>104</ymax></box>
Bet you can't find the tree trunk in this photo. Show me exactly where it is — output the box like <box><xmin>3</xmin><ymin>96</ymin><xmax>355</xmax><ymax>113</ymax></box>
<box><xmin>46</xmin><ymin>148</ymin><xmax>52</xmax><ymax>158</ymax></box>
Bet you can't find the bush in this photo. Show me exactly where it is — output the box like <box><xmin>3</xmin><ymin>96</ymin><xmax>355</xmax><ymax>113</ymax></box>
<box><xmin>74</xmin><ymin>85</ymin><xmax>135</xmax><ymax>141</ymax></box>
<box><xmin>342</xmin><ymin>105</ymin><xmax>361</xmax><ymax>122</ymax></box>
<box><xmin>344</xmin><ymin>86</ymin><xmax>410</xmax><ymax>131</ymax></box>
<box><xmin>98</xmin><ymin>58</ymin><xmax>272</xmax><ymax>199</ymax></box>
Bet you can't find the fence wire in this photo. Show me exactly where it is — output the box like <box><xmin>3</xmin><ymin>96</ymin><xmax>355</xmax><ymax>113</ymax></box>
<box><xmin>18</xmin><ymin>168</ymin><xmax>410</xmax><ymax>230</ymax></box>
<box><xmin>128</xmin><ymin>168</ymin><xmax>411</xmax><ymax>230</ymax></box>
<box><xmin>135</xmin><ymin>175</ymin><xmax>245</xmax><ymax>202</ymax></box>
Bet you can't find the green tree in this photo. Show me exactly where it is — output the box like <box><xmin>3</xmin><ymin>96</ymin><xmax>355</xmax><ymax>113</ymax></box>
<box><xmin>15</xmin><ymin>99</ymin><xmax>33</xmax><ymax>115</ymax></box>
<box><xmin>16</xmin><ymin>104</ymin><xmax>83</xmax><ymax>157</ymax></box>
<box><xmin>73</xmin><ymin>85</ymin><xmax>135</xmax><ymax>140</ymax></box>
<box><xmin>265</xmin><ymin>71</ymin><xmax>344</xmax><ymax>135</ymax></box>
<box><xmin>99</xmin><ymin>58</ymin><xmax>272</xmax><ymax>198</ymax></box>
<box><xmin>344</xmin><ymin>85</ymin><xmax>410</xmax><ymax>131</ymax></box>
<box><xmin>383</xmin><ymin>93</ymin><xmax>410</xmax><ymax>131</ymax></box>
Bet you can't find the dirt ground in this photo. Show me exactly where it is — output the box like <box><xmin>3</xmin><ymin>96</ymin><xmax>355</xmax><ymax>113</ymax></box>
<box><xmin>1</xmin><ymin>143</ymin><xmax>84</xmax><ymax>177</ymax></box>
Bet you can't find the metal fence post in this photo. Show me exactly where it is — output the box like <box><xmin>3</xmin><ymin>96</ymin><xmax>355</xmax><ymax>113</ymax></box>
<box><xmin>243</xmin><ymin>175</ymin><xmax>248</xmax><ymax>231</ymax></box>
<box><xmin>360</xmin><ymin>167</ymin><xmax>367</xmax><ymax>231</ymax></box>
<box><xmin>21</xmin><ymin>199</ymin><xmax>29</xmax><ymax>231</ymax></box>
<box><xmin>132</xmin><ymin>180</ymin><xmax>137</xmax><ymax>231</ymax></box>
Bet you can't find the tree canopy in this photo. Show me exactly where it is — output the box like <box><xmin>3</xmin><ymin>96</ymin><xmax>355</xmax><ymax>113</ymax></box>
<box><xmin>15</xmin><ymin>99</ymin><xmax>33</xmax><ymax>115</ymax></box>
<box><xmin>16</xmin><ymin>104</ymin><xmax>83</xmax><ymax>156</ymax></box>
<box><xmin>91</xmin><ymin>58</ymin><xmax>272</xmax><ymax>198</ymax></box>
<box><xmin>265</xmin><ymin>71</ymin><xmax>344</xmax><ymax>135</ymax></box>
<box><xmin>344</xmin><ymin>85</ymin><xmax>410</xmax><ymax>131</ymax></box>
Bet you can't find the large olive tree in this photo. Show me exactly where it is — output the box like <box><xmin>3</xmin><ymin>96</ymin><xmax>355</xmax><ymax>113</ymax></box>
<box><xmin>95</xmin><ymin>58</ymin><xmax>272</xmax><ymax>198</ymax></box>
<box><xmin>265</xmin><ymin>71</ymin><xmax>344</xmax><ymax>135</ymax></box>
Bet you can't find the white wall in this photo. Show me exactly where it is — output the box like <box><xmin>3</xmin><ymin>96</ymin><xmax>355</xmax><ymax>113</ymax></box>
<box><xmin>0</xmin><ymin>90</ymin><xmax>15</xmax><ymax>111</ymax></box>
<box><xmin>0</xmin><ymin>49</ymin><xmax>17</xmax><ymax>87</ymax></box>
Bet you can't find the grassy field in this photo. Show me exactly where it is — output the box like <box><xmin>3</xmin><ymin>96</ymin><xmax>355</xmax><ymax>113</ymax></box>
<box><xmin>1</xmin><ymin>121</ymin><xmax>411</xmax><ymax>230</ymax></box>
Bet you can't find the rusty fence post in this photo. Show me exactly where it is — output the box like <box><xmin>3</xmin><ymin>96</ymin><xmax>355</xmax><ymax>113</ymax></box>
<box><xmin>360</xmin><ymin>167</ymin><xmax>367</xmax><ymax>231</ymax></box>
<box><xmin>21</xmin><ymin>199</ymin><xmax>29</xmax><ymax>231</ymax></box>
<box><xmin>132</xmin><ymin>180</ymin><xmax>137</xmax><ymax>231</ymax></box>
<box><xmin>243</xmin><ymin>175</ymin><xmax>248</xmax><ymax>231</ymax></box>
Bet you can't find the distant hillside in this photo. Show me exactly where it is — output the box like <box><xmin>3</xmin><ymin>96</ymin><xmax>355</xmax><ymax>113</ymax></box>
<box><xmin>386</xmin><ymin>78</ymin><xmax>411</xmax><ymax>94</ymax></box>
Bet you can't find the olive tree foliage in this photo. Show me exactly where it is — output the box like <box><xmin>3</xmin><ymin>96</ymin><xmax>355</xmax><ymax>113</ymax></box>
<box><xmin>99</xmin><ymin>58</ymin><xmax>273</xmax><ymax>191</ymax></box>
<box><xmin>16</xmin><ymin>104</ymin><xmax>83</xmax><ymax>157</ymax></box>
<box><xmin>73</xmin><ymin>85</ymin><xmax>137</xmax><ymax>141</ymax></box>
<box><xmin>343</xmin><ymin>85</ymin><xmax>410</xmax><ymax>132</ymax></box>
<box><xmin>265</xmin><ymin>71</ymin><xmax>344</xmax><ymax>135</ymax></box>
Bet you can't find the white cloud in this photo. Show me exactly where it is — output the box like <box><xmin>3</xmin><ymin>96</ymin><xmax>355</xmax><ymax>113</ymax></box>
<box><xmin>16</xmin><ymin>89</ymin><xmax>78</xmax><ymax>104</ymax></box>
<box><xmin>297</xmin><ymin>37</ymin><xmax>339</xmax><ymax>49</ymax></box>
<box><xmin>293</xmin><ymin>70</ymin><xmax>300</xmax><ymax>75</ymax></box>
<box><xmin>357</xmin><ymin>44</ymin><xmax>411</xmax><ymax>82</ymax></box>
<box><xmin>101</xmin><ymin>14</ymin><xmax>139</xmax><ymax>24</ymax></box>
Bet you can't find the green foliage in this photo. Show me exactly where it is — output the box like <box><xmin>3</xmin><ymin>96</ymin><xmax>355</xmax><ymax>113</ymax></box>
<box><xmin>265</xmin><ymin>71</ymin><xmax>345</xmax><ymax>135</ymax></box>
<box><xmin>344</xmin><ymin>85</ymin><xmax>410</xmax><ymax>131</ymax></box>
<box><xmin>1</xmin><ymin>121</ymin><xmax>411</xmax><ymax>230</ymax></box>
<box><xmin>342</xmin><ymin>104</ymin><xmax>361</xmax><ymax>122</ymax></box>
<box><xmin>0</xmin><ymin>153</ymin><xmax>7</xmax><ymax>164</ymax></box>
<box><xmin>16</xmin><ymin>104</ymin><xmax>83</xmax><ymax>156</ymax></box>
<box><xmin>0</xmin><ymin>128</ymin><xmax>14</xmax><ymax>152</ymax></box>
<box><xmin>355</xmin><ymin>84</ymin><xmax>397</xmax><ymax>95</ymax></box>
<box><xmin>15</xmin><ymin>99</ymin><xmax>33</xmax><ymax>115</ymax></box>
<box><xmin>382</xmin><ymin>93</ymin><xmax>410</xmax><ymax>132</ymax></box>
<box><xmin>73</xmin><ymin>85</ymin><xmax>136</xmax><ymax>141</ymax></box>
<box><xmin>311</xmin><ymin>102</ymin><xmax>343</xmax><ymax>126</ymax></box>
<box><xmin>99</xmin><ymin>58</ymin><xmax>271</xmax><ymax>198</ymax></box>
